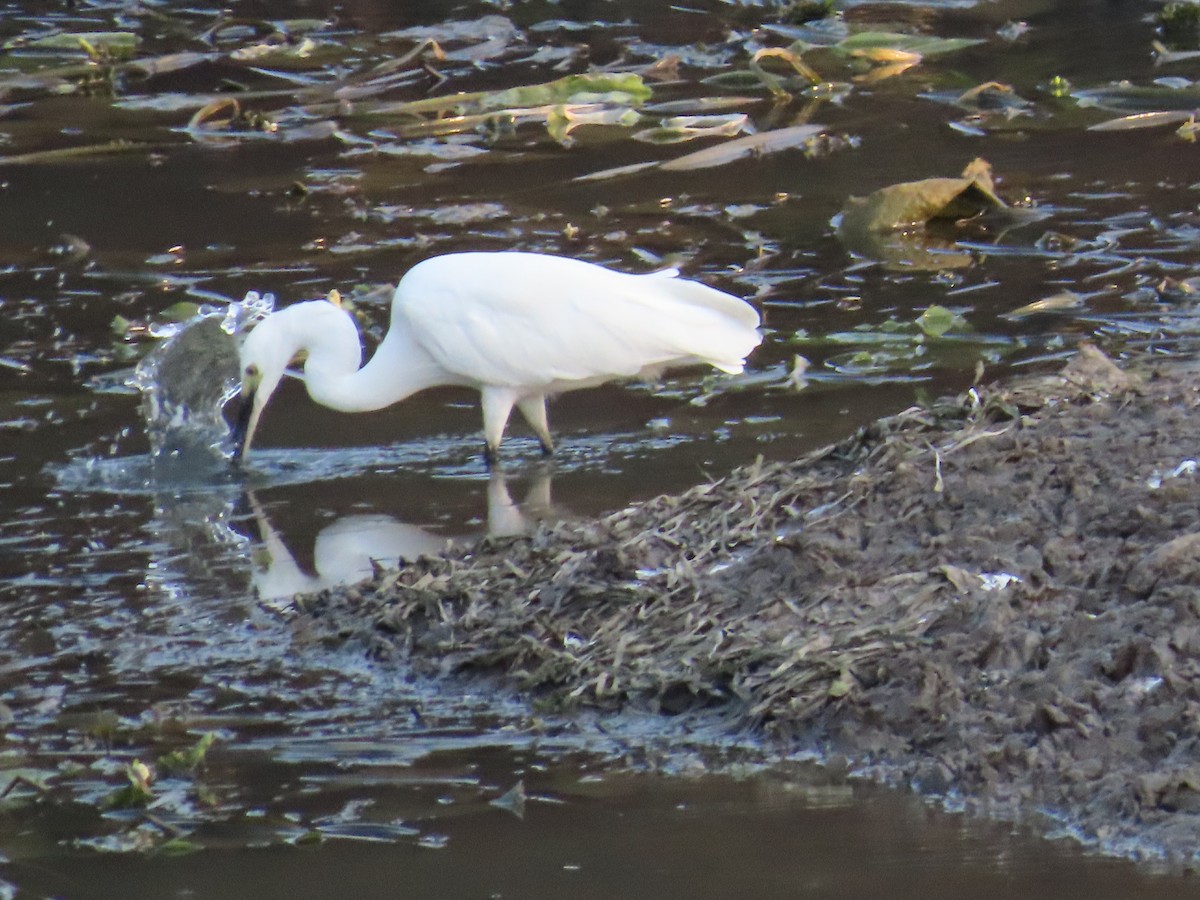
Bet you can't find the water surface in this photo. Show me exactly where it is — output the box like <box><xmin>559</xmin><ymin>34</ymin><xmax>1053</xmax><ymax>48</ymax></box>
<box><xmin>4</xmin><ymin>0</ymin><xmax>1200</xmax><ymax>893</ymax></box>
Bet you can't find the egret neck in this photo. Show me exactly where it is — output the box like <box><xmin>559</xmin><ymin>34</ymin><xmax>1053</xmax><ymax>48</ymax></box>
<box><xmin>302</xmin><ymin>318</ymin><xmax>463</xmax><ymax>413</ymax></box>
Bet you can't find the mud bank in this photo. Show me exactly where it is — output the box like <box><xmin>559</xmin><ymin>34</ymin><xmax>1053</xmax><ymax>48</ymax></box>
<box><xmin>297</xmin><ymin>347</ymin><xmax>1200</xmax><ymax>864</ymax></box>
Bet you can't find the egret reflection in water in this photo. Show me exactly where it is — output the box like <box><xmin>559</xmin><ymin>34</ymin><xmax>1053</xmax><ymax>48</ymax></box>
<box><xmin>245</xmin><ymin>467</ymin><xmax>563</xmax><ymax>602</ymax></box>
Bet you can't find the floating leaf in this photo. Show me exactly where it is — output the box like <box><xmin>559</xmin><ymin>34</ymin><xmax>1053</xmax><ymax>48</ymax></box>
<box><xmin>1004</xmin><ymin>290</ymin><xmax>1085</xmax><ymax>318</ymax></box>
<box><xmin>826</xmin><ymin>347</ymin><xmax>917</xmax><ymax>375</ymax></box>
<box><xmin>546</xmin><ymin>104</ymin><xmax>641</xmax><ymax>145</ymax></box>
<box><xmin>0</xmin><ymin>140</ymin><xmax>146</xmax><ymax>166</ymax></box>
<box><xmin>828</xmin><ymin>673</ymin><xmax>852</xmax><ymax>698</ymax></box>
<box><xmin>230</xmin><ymin>36</ymin><xmax>318</xmax><ymax>62</ymax></box>
<box><xmin>955</xmin><ymin>82</ymin><xmax>1030</xmax><ymax>112</ymax></box>
<box><xmin>1157</xmin><ymin>276</ymin><xmax>1200</xmax><ymax>300</ymax></box>
<box><xmin>276</xmin><ymin>19</ymin><xmax>332</xmax><ymax>36</ymax></box>
<box><xmin>700</xmin><ymin>71</ymin><xmax>772</xmax><ymax>91</ymax></box>
<box><xmin>642</xmin><ymin>96</ymin><xmax>763</xmax><ymax>114</ymax></box>
<box><xmin>159</xmin><ymin>302</ymin><xmax>203</xmax><ymax>323</ymax></box>
<box><xmin>832</xmin><ymin>31</ymin><xmax>983</xmax><ymax>57</ymax></box>
<box><xmin>854</xmin><ymin>58</ymin><xmax>920</xmax><ymax>83</ymax></box>
<box><xmin>1152</xmin><ymin>40</ymin><xmax>1200</xmax><ymax>64</ymax></box>
<box><xmin>157</xmin><ymin>733</ymin><xmax>216</xmax><ymax>776</ymax></box>
<box><xmin>4</xmin><ymin>31</ymin><xmax>139</xmax><ymax>53</ymax></box>
<box><xmin>916</xmin><ymin>305</ymin><xmax>966</xmax><ymax>338</ymax></box>
<box><xmin>331</xmin><ymin>73</ymin><xmax>650</xmax><ymax>140</ymax></box>
<box><xmin>573</xmin><ymin>160</ymin><xmax>660</xmax><ymax>182</ymax></box>
<box><xmin>1074</xmin><ymin>81</ymin><xmax>1200</xmax><ymax>112</ymax></box>
<box><xmin>485</xmin><ymin>72</ymin><xmax>651</xmax><ymax>110</ymax></box>
<box><xmin>632</xmin><ymin>113</ymin><xmax>748</xmax><ymax>144</ymax></box>
<box><xmin>659</xmin><ymin>123</ymin><xmax>825</xmax><ymax>171</ymax></box>
<box><xmin>382</xmin><ymin>14</ymin><xmax>519</xmax><ymax>47</ymax></box>
<box><xmin>749</xmin><ymin>47</ymin><xmax>821</xmax><ymax>99</ymax></box>
<box><xmin>124</xmin><ymin>51</ymin><xmax>216</xmax><ymax>77</ymax></box>
<box><xmin>1088</xmin><ymin>110</ymin><xmax>1196</xmax><ymax>131</ymax></box>
<box><xmin>104</xmin><ymin>759</ymin><xmax>154</xmax><ymax>808</ymax></box>
<box><xmin>849</xmin><ymin>46</ymin><xmax>923</xmax><ymax>64</ymax></box>
<box><xmin>838</xmin><ymin>158</ymin><xmax>1006</xmax><ymax>234</ymax></box>
<box><xmin>157</xmin><ymin>838</ymin><xmax>204</xmax><ymax>856</ymax></box>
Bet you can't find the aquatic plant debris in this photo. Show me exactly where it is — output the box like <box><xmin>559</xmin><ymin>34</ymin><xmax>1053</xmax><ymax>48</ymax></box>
<box><xmin>297</xmin><ymin>346</ymin><xmax>1200</xmax><ymax>863</ymax></box>
<box><xmin>789</xmin><ymin>306</ymin><xmax>1006</xmax><ymax>378</ymax></box>
<box><xmin>835</xmin><ymin>158</ymin><xmax>1011</xmax><ymax>268</ymax></box>
<box><xmin>12</xmin><ymin>0</ymin><xmax>1200</xmax><ymax>879</ymax></box>
<box><xmin>839</xmin><ymin>157</ymin><xmax>1007</xmax><ymax>234</ymax></box>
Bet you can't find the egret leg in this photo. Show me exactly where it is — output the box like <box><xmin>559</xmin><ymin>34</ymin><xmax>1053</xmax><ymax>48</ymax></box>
<box><xmin>480</xmin><ymin>386</ymin><xmax>518</xmax><ymax>463</ymax></box>
<box><xmin>516</xmin><ymin>395</ymin><xmax>554</xmax><ymax>456</ymax></box>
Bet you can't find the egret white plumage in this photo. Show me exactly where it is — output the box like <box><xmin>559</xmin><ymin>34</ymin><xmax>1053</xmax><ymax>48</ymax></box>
<box><xmin>230</xmin><ymin>251</ymin><xmax>761</xmax><ymax>464</ymax></box>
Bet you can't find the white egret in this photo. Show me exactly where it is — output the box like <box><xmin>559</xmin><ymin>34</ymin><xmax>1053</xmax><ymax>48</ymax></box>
<box><xmin>230</xmin><ymin>251</ymin><xmax>761</xmax><ymax>463</ymax></box>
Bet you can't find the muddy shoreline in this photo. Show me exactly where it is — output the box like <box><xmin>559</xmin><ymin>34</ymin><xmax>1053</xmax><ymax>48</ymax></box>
<box><xmin>296</xmin><ymin>347</ymin><xmax>1200</xmax><ymax>865</ymax></box>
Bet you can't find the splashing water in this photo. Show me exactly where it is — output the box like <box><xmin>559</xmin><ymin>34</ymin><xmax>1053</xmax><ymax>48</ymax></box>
<box><xmin>130</xmin><ymin>291</ymin><xmax>275</xmax><ymax>470</ymax></box>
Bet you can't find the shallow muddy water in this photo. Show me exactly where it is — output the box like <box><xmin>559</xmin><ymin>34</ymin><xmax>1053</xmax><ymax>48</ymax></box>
<box><xmin>9</xmin><ymin>749</ymin><xmax>1200</xmax><ymax>900</ymax></box>
<box><xmin>4</xmin><ymin>0</ymin><xmax>1200</xmax><ymax>893</ymax></box>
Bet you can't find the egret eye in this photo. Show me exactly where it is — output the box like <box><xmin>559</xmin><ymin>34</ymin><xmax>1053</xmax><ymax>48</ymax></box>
<box><xmin>245</xmin><ymin>364</ymin><xmax>259</xmax><ymax>378</ymax></box>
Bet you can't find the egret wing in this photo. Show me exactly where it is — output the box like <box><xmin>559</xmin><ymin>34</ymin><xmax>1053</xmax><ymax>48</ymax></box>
<box><xmin>395</xmin><ymin>253</ymin><xmax>759</xmax><ymax>387</ymax></box>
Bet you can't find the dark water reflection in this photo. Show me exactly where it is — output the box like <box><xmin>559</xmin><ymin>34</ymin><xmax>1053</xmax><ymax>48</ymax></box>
<box><xmin>4</xmin><ymin>0</ymin><xmax>1200</xmax><ymax>892</ymax></box>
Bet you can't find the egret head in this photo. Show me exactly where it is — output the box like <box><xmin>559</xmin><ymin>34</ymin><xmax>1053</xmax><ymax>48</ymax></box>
<box><xmin>229</xmin><ymin>297</ymin><xmax>361</xmax><ymax>464</ymax></box>
<box><xmin>230</xmin><ymin>314</ymin><xmax>293</xmax><ymax>464</ymax></box>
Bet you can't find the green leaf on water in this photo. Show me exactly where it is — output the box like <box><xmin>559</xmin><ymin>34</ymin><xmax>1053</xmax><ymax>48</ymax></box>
<box><xmin>793</xmin><ymin>307</ymin><xmax>1008</xmax><ymax>377</ymax></box>
<box><xmin>828</xmin><ymin>672</ymin><xmax>852</xmax><ymax>698</ymax></box>
<box><xmin>3</xmin><ymin>31</ymin><xmax>140</xmax><ymax>53</ymax></box>
<box><xmin>104</xmin><ymin>782</ymin><xmax>153</xmax><ymax>809</ymax></box>
<box><xmin>275</xmin><ymin>19</ymin><xmax>332</xmax><ymax>36</ymax></box>
<box><xmin>632</xmin><ymin>113</ymin><xmax>747</xmax><ymax>145</ymax></box>
<box><xmin>157</xmin><ymin>732</ymin><xmax>216</xmax><ymax>776</ymax></box>
<box><xmin>832</xmin><ymin>31</ymin><xmax>983</xmax><ymax>57</ymax></box>
<box><xmin>485</xmin><ymin>73</ymin><xmax>651</xmax><ymax>110</ymax></box>
<box><xmin>916</xmin><ymin>304</ymin><xmax>965</xmax><ymax>337</ymax></box>
<box><xmin>157</xmin><ymin>837</ymin><xmax>203</xmax><ymax>856</ymax></box>
<box><xmin>839</xmin><ymin>158</ymin><xmax>1006</xmax><ymax>234</ymax></box>
<box><xmin>104</xmin><ymin>759</ymin><xmax>155</xmax><ymax>808</ymax></box>
<box><xmin>700</xmin><ymin>70</ymin><xmax>770</xmax><ymax>92</ymax></box>
<box><xmin>158</xmin><ymin>302</ymin><xmax>203</xmax><ymax>323</ymax></box>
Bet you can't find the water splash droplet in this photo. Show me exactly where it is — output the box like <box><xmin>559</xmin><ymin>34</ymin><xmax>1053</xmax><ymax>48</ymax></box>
<box><xmin>130</xmin><ymin>292</ymin><xmax>273</xmax><ymax>470</ymax></box>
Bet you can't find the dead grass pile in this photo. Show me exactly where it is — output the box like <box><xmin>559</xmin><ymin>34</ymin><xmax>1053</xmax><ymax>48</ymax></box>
<box><xmin>299</xmin><ymin>346</ymin><xmax>1200</xmax><ymax>862</ymax></box>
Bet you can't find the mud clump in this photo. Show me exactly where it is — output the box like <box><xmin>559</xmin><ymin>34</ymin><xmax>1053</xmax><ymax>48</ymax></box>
<box><xmin>299</xmin><ymin>345</ymin><xmax>1200</xmax><ymax>864</ymax></box>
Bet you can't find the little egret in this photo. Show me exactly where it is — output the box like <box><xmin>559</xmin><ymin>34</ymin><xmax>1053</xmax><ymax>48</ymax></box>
<box><xmin>230</xmin><ymin>251</ymin><xmax>761</xmax><ymax>463</ymax></box>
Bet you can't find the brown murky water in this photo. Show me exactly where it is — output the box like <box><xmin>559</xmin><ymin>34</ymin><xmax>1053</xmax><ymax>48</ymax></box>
<box><xmin>4</xmin><ymin>0</ymin><xmax>1200</xmax><ymax>894</ymax></box>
